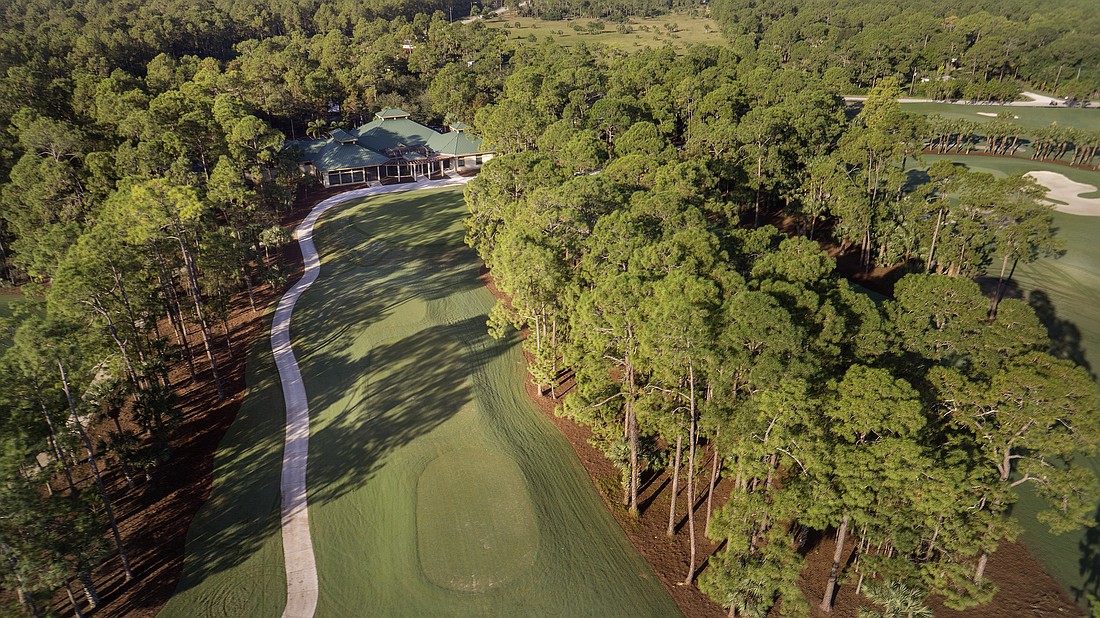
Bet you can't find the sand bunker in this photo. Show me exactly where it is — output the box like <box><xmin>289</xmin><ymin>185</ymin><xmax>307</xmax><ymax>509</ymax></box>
<box><xmin>1025</xmin><ymin>171</ymin><xmax>1100</xmax><ymax>216</ymax></box>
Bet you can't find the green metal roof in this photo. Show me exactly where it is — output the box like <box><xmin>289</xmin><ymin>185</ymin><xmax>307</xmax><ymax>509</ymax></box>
<box><xmin>286</xmin><ymin>109</ymin><xmax>489</xmax><ymax>172</ymax></box>
<box><xmin>375</xmin><ymin>108</ymin><xmax>411</xmax><ymax>119</ymax></box>
<box><xmin>427</xmin><ymin>129</ymin><xmax>485</xmax><ymax>156</ymax></box>
<box><xmin>449</xmin><ymin>121</ymin><xmax>471</xmax><ymax>131</ymax></box>
<box><xmin>329</xmin><ymin>128</ymin><xmax>357</xmax><ymax>143</ymax></box>
<box><xmin>355</xmin><ymin>117</ymin><xmax>440</xmax><ymax>152</ymax></box>
<box><xmin>294</xmin><ymin>139</ymin><xmax>389</xmax><ymax>171</ymax></box>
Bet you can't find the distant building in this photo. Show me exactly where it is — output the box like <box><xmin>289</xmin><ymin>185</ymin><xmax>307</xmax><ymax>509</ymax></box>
<box><xmin>288</xmin><ymin>109</ymin><xmax>493</xmax><ymax>187</ymax></box>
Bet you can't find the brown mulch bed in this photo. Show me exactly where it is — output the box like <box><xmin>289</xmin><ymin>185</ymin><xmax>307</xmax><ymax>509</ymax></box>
<box><xmin>57</xmin><ymin>189</ymin><xmax>1083</xmax><ymax>618</ymax></box>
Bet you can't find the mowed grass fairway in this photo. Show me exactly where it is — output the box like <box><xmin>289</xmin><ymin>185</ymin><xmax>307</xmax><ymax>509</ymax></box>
<box><xmin>290</xmin><ymin>185</ymin><xmax>678</xmax><ymax>616</ymax></box>
<box><xmin>911</xmin><ymin>154</ymin><xmax>1100</xmax><ymax>602</ymax></box>
<box><xmin>902</xmin><ymin>102</ymin><xmax>1100</xmax><ymax>133</ymax></box>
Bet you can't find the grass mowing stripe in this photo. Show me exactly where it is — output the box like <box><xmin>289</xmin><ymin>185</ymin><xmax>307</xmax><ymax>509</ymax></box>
<box><xmin>301</xmin><ymin>186</ymin><xmax>681</xmax><ymax>616</ymax></box>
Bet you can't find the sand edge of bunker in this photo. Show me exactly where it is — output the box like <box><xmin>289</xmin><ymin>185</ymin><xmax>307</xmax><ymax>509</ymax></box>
<box><xmin>1026</xmin><ymin>170</ymin><xmax>1100</xmax><ymax>216</ymax></box>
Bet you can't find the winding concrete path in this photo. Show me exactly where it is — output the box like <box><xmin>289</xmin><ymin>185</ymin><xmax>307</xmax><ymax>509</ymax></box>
<box><xmin>272</xmin><ymin>176</ymin><xmax>472</xmax><ymax>618</ymax></box>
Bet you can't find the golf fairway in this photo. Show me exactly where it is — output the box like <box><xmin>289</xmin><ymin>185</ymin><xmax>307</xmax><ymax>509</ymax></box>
<box><xmin>163</xmin><ymin>185</ymin><xmax>681</xmax><ymax>617</ymax></box>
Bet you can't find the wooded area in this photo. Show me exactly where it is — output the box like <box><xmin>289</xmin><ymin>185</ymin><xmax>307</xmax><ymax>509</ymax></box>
<box><xmin>1</xmin><ymin>0</ymin><xmax>1098</xmax><ymax>614</ymax></box>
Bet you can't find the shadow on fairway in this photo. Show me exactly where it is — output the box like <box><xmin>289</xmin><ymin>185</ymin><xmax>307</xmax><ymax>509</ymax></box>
<box><xmin>1079</xmin><ymin>518</ymin><xmax>1100</xmax><ymax>603</ymax></box>
<box><xmin>304</xmin><ymin>316</ymin><xmax>516</xmax><ymax>507</ymax></box>
<box><xmin>166</xmin><ymin>345</ymin><xmax>286</xmax><ymax>605</ymax></box>
<box><xmin>1027</xmin><ymin>289</ymin><xmax>1093</xmax><ymax>377</ymax></box>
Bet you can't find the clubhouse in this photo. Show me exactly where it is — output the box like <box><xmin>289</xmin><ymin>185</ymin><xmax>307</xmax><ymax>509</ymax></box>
<box><xmin>288</xmin><ymin>108</ymin><xmax>494</xmax><ymax>187</ymax></box>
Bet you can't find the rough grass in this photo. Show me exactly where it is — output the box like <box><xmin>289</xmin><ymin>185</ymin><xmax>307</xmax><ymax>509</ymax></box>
<box><xmin>903</xmin><ymin>102</ymin><xmax>1100</xmax><ymax>133</ymax></box>
<box><xmin>488</xmin><ymin>11</ymin><xmax>724</xmax><ymax>52</ymax></box>
<box><xmin>159</xmin><ymin>310</ymin><xmax>288</xmax><ymax>618</ymax></box>
<box><xmin>909</xmin><ymin>155</ymin><xmax>1100</xmax><ymax>602</ymax></box>
<box><xmin>162</xmin><ymin>186</ymin><xmax>680</xmax><ymax>616</ymax></box>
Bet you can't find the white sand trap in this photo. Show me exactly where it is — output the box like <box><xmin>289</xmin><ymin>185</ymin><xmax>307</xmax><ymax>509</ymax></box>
<box><xmin>1025</xmin><ymin>171</ymin><xmax>1100</xmax><ymax>216</ymax></box>
<box><xmin>976</xmin><ymin>112</ymin><xmax>1019</xmax><ymax>118</ymax></box>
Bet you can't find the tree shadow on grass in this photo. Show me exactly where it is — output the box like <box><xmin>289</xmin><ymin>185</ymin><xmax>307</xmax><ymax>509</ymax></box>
<box><xmin>167</xmin><ymin>187</ymin><xmax>498</xmax><ymax>602</ymax></box>
<box><xmin>303</xmin><ymin>315</ymin><xmax>515</xmax><ymax>507</ymax></box>
<box><xmin>1027</xmin><ymin>289</ymin><xmax>1094</xmax><ymax>377</ymax></box>
<box><xmin>167</xmin><ymin>360</ymin><xmax>286</xmax><ymax>600</ymax></box>
<box><xmin>1078</xmin><ymin>514</ymin><xmax>1100</xmax><ymax>604</ymax></box>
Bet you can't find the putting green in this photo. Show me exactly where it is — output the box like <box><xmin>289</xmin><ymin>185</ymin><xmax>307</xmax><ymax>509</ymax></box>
<box><xmin>417</xmin><ymin>446</ymin><xmax>538</xmax><ymax>592</ymax></box>
<box><xmin>163</xmin><ymin>184</ymin><xmax>680</xmax><ymax>617</ymax></box>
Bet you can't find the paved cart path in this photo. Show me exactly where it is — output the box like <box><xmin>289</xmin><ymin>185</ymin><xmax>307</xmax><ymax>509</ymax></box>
<box><xmin>271</xmin><ymin>177</ymin><xmax>472</xmax><ymax>618</ymax></box>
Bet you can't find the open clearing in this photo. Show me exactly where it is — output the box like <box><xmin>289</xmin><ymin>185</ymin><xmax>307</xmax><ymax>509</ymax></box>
<box><xmin>910</xmin><ymin>154</ymin><xmax>1100</xmax><ymax>604</ymax></box>
<box><xmin>162</xmin><ymin>185</ymin><xmax>679</xmax><ymax>616</ymax></box>
<box><xmin>487</xmin><ymin>11</ymin><xmax>723</xmax><ymax>51</ymax></box>
<box><xmin>902</xmin><ymin>102</ymin><xmax>1100</xmax><ymax>132</ymax></box>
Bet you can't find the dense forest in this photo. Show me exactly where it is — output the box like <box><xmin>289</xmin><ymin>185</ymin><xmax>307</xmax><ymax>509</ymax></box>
<box><xmin>1</xmin><ymin>0</ymin><xmax>1099</xmax><ymax>614</ymax></box>
<box><xmin>510</xmin><ymin>0</ymin><xmax>1100</xmax><ymax>99</ymax></box>
<box><xmin>466</xmin><ymin>43</ymin><xmax>1099</xmax><ymax>615</ymax></box>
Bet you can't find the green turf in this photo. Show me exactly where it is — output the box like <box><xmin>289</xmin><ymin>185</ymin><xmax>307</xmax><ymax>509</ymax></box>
<box><xmin>909</xmin><ymin>155</ymin><xmax>1100</xmax><ymax>604</ymax></box>
<box><xmin>916</xmin><ymin>153</ymin><xmax>1100</xmax><ymax>199</ymax></box>
<box><xmin>297</xmin><ymin>185</ymin><xmax>679</xmax><ymax>616</ymax></box>
<box><xmin>1001</xmin><ymin>210</ymin><xmax>1100</xmax><ymax>606</ymax></box>
<box><xmin>902</xmin><ymin>102</ymin><xmax>1100</xmax><ymax>133</ymax></box>
<box><xmin>160</xmin><ymin>311</ymin><xmax>288</xmax><ymax>618</ymax></box>
<box><xmin>162</xmin><ymin>185</ymin><xmax>680</xmax><ymax>616</ymax></box>
<box><xmin>488</xmin><ymin>11</ymin><xmax>724</xmax><ymax>52</ymax></box>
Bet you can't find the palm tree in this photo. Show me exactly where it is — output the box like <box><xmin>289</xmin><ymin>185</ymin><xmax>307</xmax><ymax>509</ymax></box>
<box><xmin>859</xmin><ymin>580</ymin><xmax>933</xmax><ymax>618</ymax></box>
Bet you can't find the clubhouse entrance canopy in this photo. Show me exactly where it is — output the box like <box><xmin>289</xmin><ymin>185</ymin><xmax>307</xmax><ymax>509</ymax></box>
<box><xmin>288</xmin><ymin>109</ymin><xmax>493</xmax><ymax>187</ymax></box>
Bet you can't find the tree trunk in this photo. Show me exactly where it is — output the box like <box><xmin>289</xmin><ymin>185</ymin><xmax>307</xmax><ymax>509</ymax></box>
<box><xmin>626</xmin><ymin>358</ymin><xmax>639</xmax><ymax>517</ymax></box>
<box><xmin>989</xmin><ymin>253</ymin><xmax>1011</xmax><ymax>318</ymax></box>
<box><xmin>975</xmin><ymin>551</ymin><xmax>989</xmax><ymax>582</ymax></box>
<box><xmin>80</xmin><ymin>571</ymin><xmax>100</xmax><ymax>608</ymax></box>
<box><xmin>705</xmin><ymin>429</ymin><xmax>720</xmax><ymax>536</ymax></box>
<box><xmin>58</xmin><ymin>359</ymin><xmax>134</xmax><ymax>582</ymax></box>
<box><xmin>926</xmin><ymin>208</ymin><xmax>944</xmax><ymax>271</ymax></box>
<box><xmin>684</xmin><ymin>362</ymin><xmax>697</xmax><ymax>585</ymax></box>
<box><xmin>174</xmin><ymin>225</ymin><xmax>225</xmax><ymax>399</ymax></box>
<box><xmin>65</xmin><ymin>581</ymin><xmax>86</xmax><ymax>618</ymax></box>
<box><xmin>820</xmin><ymin>512</ymin><xmax>849</xmax><ymax>612</ymax></box>
<box><xmin>152</xmin><ymin>240</ymin><xmax>196</xmax><ymax>377</ymax></box>
<box><xmin>38</xmin><ymin>399</ymin><xmax>78</xmax><ymax>495</ymax></box>
<box><xmin>667</xmin><ymin>433</ymin><xmax>682</xmax><ymax>537</ymax></box>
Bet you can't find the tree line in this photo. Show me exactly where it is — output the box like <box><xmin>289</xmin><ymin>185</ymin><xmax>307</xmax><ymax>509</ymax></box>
<box><xmin>466</xmin><ymin>41</ymin><xmax>1099</xmax><ymax>616</ymax></box>
<box><xmin>709</xmin><ymin>0</ymin><xmax>1100</xmax><ymax>100</ymax></box>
